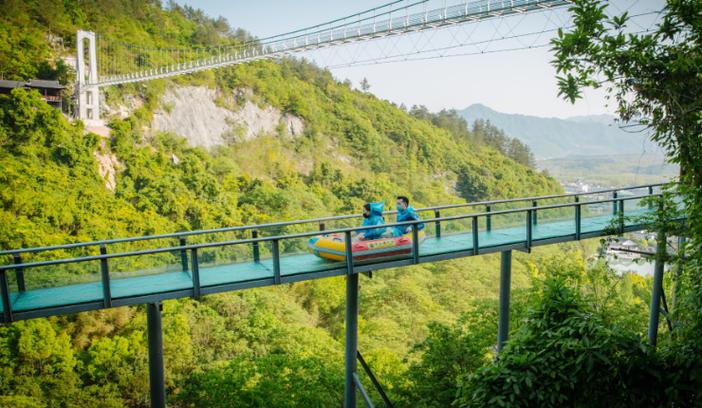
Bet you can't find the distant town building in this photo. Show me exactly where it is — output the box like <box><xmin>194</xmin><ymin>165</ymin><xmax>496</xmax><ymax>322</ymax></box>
<box><xmin>619</xmin><ymin>239</ymin><xmax>639</xmax><ymax>250</ymax></box>
<box><xmin>0</xmin><ymin>79</ymin><xmax>65</xmax><ymax>110</ymax></box>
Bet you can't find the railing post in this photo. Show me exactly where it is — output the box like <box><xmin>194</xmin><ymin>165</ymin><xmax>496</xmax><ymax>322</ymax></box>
<box><xmin>618</xmin><ymin>199</ymin><xmax>625</xmax><ymax>233</ymax></box>
<box><xmin>0</xmin><ymin>268</ymin><xmax>12</xmax><ymax>322</ymax></box>
<box><xmin>472</xmin><ymin>216</ymin><xmax>479</xmax><ymax>256</ymax></box>
<box><xmin>486</xmin><ymin>205</ymin><xmax>492</xmax><ymax>231</ymax></box>
<box><xmin>252</xmin><ymin>230</ymin><xmax>260</xmax><ymax>263</ymax></box>
<box><xmin>190</xmin><ymin>248</ymin><xmax>201</xmax><ymax>298</ymax></box>
<box><xmin>13</xmin><ymin>253</ymin><xmax>25</xmax><ymax>292</ymax></box>
<box><xmin>575</xmin><ymin>201</ymin><xmax>582</xmax><ymax>240</ymax></box>
<box><xmin>648</xmin><ymin>186</ymin><xmax>654</xmax><ymax>210</ymax></box>
<box><xmin>497</xmin><ymin>250</ymin><xmax>512</xmax><ymax>352</ymax></box>
<box><xmin>344</xmin><ymin>231</ymin><xmax>354</xmax><ymax>275</ymax></box>
<box><xmin>648</xmin><ymin>229</ymin><xmax>666</xmax><ymax>347</ymax></box>
<box><xmin>147</xmin><ymin>302</ymin><xmax>166</xmax><ymax>408</ymax></box>
<box><xmin>179</xmin><ymin>237</ymin><xmax>188</xmax><ymax>273</ymax></box>
<box><xmin>526</xmin><ymin>209</ymin><xmax>533</xmax><ymax>250</ymax></box>
<box><xmin>434</xmin><ymin>209</ymin><xmax>441</xmax><ymax>238</ymax></box>
<box><xmin>344</xmin><ymin>268</ymin><xmax>359</xmax><ymax>408</ymax></box>
<box><xmin>272</xmin><ymin>239</ymin><xmax>281</xmax><ymax>284</ymax></box>
<box><xmin>100</xmin><ymin>244</ymin><xmax>112</xmax><ymax>308</ymax></box>
<box><xmin>319</xmin><ymin>222</ymin><xmax>326</xmax><ymax>232</ymax></box>
<box><xmin>412</xmin><ymin>225</ymin><xmax>420</xmax><ymax>264</ymax></box>
<box><xmin>612</xmin><ymin>191</ymin><xmax>618</xmax><ymax>215</ymax></box>
<box><xmin>532</xmin><ymin>200</ymin><xmax>538</xmax><ymax>225</ymax></box>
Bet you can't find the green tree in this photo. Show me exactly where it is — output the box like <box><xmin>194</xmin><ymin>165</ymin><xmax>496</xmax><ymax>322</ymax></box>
<box><xmin>457</xmin><ymin>279</ymin><xmax>666</xmax><ymax>408</ymax></box>
<box><xmin>360</xmin><ymin>77</ymin><xmax>371</xmax><ymax>92</ymax></box>
<box><xmin>401</xmin><ymin>305</ymin><xmax>497</xmax><ymax>407</ymax></box>
<box><xmin>551</xmin><ymin>0</ymin><xmax>702</xmax><ymax>401</ymax></box>
<box><xmin>456</xmin><ymin>164</ymin><xmax>489</xmax><ymax>202</ymax></box>
<box><xmin>176</xmin><ymin>353</ymin><xmax>343</xmax><ymax>407</ymax></box>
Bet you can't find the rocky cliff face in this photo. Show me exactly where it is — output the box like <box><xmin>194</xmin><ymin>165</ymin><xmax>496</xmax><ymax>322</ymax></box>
<box><xmin>151</xmin><ymin>86</ymin><xmax>304</xmax><ymax>149</ymax></box>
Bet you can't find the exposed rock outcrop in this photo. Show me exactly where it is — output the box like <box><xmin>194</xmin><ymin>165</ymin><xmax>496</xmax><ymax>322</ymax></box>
<box><xmin>151</xmin><ymin>86</ymin><xmax>304</xmax><ymax>149</ymax></box>
<box><xmin>102</xmin><ymin>94</ymin><xmax>143</xmax><ymax>120</ymax></box>
<box><xmin>94</xmin><ymin>139</ymin><xmax>122</xmax><ymax>191</ymax></box>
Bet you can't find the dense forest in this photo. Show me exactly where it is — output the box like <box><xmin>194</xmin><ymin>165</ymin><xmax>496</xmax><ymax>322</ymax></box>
<box><xmin>0</xmin><ymin>0</ymin><xmax>699</xmax><ymax>407</ymax></box>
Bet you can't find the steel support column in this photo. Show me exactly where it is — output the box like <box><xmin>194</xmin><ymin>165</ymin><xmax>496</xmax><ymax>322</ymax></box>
<box><xmin>648</xmin><ymin>231</ymin><xmax>666</xmax><ymax>347</ymax></box>
<box><xmin>672</xmin><ymin>236</ymin><xmax>686</xmax><ymax>312</ymax></box>
<box><xmin>147</xmin><ymin>302</ymin><xmax>166</xmax><ymax>408</ymax></box>
<box><xmin>344</xmin><ymin>273</ymin><xmax>359</xmax><ymax>408</ymax></box>
<box><xmin>497</xmin><ymin>250</ymin><xmax>512</xmax><ymax>352</ymax></box>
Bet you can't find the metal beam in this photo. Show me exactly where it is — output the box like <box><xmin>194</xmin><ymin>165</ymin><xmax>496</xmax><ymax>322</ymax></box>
<box><xmin>609</xmin><ymin>247</ymin><xmax>654</xmax><ymax>257</ymax></box>
<box><xmin>648</xmin><ymin>231</ymin><xmax>666</xmax><ymax>347</ymax></box>
<box><xmin>147</xmin><ymin>302</ymin><xmax>166</xmax><ymax>408</ymax></box>
<box><xmin>357</xmin><ymin>351</ymin><xmax>393</xmax><ymax>408</ymax></box>
<box><xmin>354</xmin><ymin>373</ymin><xmax>375</xmax><ymax>408</ymax></box>
<box><xmin>345</xmin><ymin>273</ymin><xmax>359</xmax><ymax>408</ymax></box>
<box><xmin>497</xmin><ymin>250</ymin><xmax>512</xmax><ymax>352</ymax></box>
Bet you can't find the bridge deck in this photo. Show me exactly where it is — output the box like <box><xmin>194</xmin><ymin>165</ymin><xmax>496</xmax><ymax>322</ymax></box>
<box><xmin>1</xmin><ymin>210</ymin><xmax>644</xmax><ymax>321</ymax></box>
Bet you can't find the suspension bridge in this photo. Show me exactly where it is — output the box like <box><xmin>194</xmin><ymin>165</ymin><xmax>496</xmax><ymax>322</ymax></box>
<box><xmin>0</xmin><ymin>184</ymin><xmax>685</xmax><ymax>407</ymax></box>
<box><xmin>74</xmin><ymin>0</ymin><xmax>572</xmax><ymax>120</ymax></box>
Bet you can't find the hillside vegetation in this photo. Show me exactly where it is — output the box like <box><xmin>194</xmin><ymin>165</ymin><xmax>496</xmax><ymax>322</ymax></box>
<box><xmin>0</xmin><ymin>1</ymin><xmax>674</xmax><ymax>407</ymax></box>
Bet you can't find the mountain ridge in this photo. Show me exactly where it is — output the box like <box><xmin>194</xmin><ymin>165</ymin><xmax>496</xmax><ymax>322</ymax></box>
<box><xmin>458</xmin><ymin>103</ymin><xmax>662</xmax><ymax>159</ymax></box>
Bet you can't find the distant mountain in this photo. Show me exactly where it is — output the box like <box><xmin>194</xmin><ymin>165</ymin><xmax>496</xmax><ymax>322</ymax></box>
<box><xmin>566</xmin><ymin>114</ymin><xmax>616</xmax><ymax>126</ymax></box>
<box><xmin>458</xmin><ymin>104</ymin><xmax>662</xmax><ymax>159</ymax></box>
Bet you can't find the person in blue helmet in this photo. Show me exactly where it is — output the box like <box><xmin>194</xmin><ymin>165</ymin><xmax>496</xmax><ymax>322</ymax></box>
<box><xmin>356</xmin><ymin>202</ymin><xmax>387</xmax><ymax>241</ymax></box>
<box><xmin>393</xmin><ymin>196</ymin><xmax>424</xmax><ymax>237</ymax></box>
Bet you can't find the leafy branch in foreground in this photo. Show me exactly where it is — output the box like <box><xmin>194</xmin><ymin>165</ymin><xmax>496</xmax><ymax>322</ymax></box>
<box><xmin>551</xmin><ymin>0</ymin><xmax>702</xmax><ymax>403</ymax></box>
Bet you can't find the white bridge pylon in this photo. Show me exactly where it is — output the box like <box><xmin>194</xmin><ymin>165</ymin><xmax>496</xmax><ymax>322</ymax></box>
<box><xmin>76</xmin><ymin>30</ymin><xmax>101</xmax><ymax>121</ymax></box>
<box><xmin>75</xmin><ymin>0</ymin><xmax>570</xmax><ymax>120</ymax></box>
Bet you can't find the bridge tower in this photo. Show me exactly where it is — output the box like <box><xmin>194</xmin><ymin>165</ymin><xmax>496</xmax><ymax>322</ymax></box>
<box><xmin>76</xmin><ymin>30</ymin><xmax>100</xmax><ymax>122</ymax></box>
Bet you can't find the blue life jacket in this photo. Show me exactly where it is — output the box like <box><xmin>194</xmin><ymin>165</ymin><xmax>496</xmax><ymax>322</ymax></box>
<box><xmin>360</xmin><ymin>202</ymin><xmax>386</xmax><ymax>240</ymax></box>
<box><xmin>394</xmin><ymin>206</ymin><xmax>424</xmax><ymax>237</ymax></box>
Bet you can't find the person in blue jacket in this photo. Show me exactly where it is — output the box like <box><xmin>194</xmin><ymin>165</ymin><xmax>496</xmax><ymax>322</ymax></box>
<box><xmin>356</xmin><ymin>202</ymin><xmax>386</xmax><ymax>240</ymax></box>
<box><xmin>393</xmin><ymin>196</ymin><xmax>424</xmax><ymax>237</ymax></box>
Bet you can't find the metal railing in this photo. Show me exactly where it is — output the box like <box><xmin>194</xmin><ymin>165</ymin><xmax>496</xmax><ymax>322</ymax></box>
<box><xmin>0</xmin><ymin>187</ymin><xmax>677</xmax><ymax>322</ymax></box>
<box><xmin>0</xmin><ymin>184</ymin><xmax>667</xmax><ymax>306</ymax></box>
<box><xmin>0</xmin><ymin>183</ymin><xmax>665</xmax><ymax>258</ymax></box>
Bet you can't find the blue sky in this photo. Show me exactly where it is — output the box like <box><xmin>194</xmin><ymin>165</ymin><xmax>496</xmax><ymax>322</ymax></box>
<box><xmin>177</xmin><ymin>0</ymin><xmax>664</xmax><ymax>118</ymax></box>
